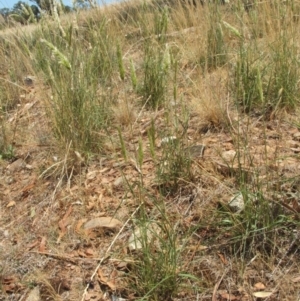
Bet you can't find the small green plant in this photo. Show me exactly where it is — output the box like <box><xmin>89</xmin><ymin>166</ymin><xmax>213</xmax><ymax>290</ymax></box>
<box><xmin>0</xmin><ymin>144</ymin><xmax>15</xmax><ymax>160</ymax></box>
<box><xmin>118</xmin><ymin>127</ymin><xmax>128</xmax><ymax>161</ymax></box>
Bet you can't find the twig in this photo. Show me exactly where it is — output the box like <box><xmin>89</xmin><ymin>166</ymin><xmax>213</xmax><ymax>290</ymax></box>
<box><xmin>28</xmin><ymin>251</ymin><xmax>79</xmax><ymax>264</ymax></box>
<box><xmin>29</xmin><ymin>251</ymin><xmax>135</xmax><ymax>264</ymax></box>
<box><xmin>0</xmin><ymin>76</ymin><xmax>28</xmax><ymax>91</ymax></box>
<box><xmin>226</xmin><ymin>93</ymin><xmax>238</xmax><ymax>134</ymax></box>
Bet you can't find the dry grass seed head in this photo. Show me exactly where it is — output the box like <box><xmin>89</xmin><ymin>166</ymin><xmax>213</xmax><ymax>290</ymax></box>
<box><xmin>112</xmin><ymin>99</ymin><xmax>136</xmax><ymax>127</ymax></box>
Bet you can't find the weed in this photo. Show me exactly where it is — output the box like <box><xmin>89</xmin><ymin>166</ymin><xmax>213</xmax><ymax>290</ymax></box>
<box><xmin>0</xmin><ymin>144</ymin><xmax>15</xmax><ymax>160</ymax></box>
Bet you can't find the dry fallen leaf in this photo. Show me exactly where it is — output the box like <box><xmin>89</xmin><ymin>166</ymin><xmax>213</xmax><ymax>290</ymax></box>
<box><xmin>220</xmin><ymin>291</ymin><xmax>239</xmax><ymax>300</ymax></box>
<box><xmin>26</xmin><ymin>240</ymin><xmax>39</xmax><ymax>250</ymax></box>
<box><xmin>2</xmin><ymin>276</ymin><xmax>21</xmax><ymax>293</ymax></box>
<box><xmin>39</xmin><ymin>236</ymin><xmax>47</xmax><ymax>253</ymax></box>
<box><xmin>292</xmin><ymin>199</ymin><xmax>300</xmax><ymax>213</ymax></box>
<box><xmin>6</xmin><ymin>201</ymin><xmax>16</xmax><ymax>208</ymax></box>
<box><xmin>78</xmin><ymin>250</ymin><xmax>88</xmax><ymax>258</ymax></box>
<box><xmin>292</xmin><ymin>275</ymin><xmax>300</xmax><ymax>283</ymax></box>
<box><xmin>217</xmin><ymin>252</ymin><xmax>228</xmax><ymax>265</ymax></box>
<box><xmin>86</xmin><ymin>201</ymin><xmax>95</xmax><ymax>211</ymax></box>
<box><xmin>252</xmin><ymin>291</ymin><xmax>273</xmax><ymax>298</ymax></box>
<box><xmin>76</xmin><ymin>219</ymin><xmax>87</xmax><ymax>234</ymax></box>
<box><xmin>254</xmin><ymin>282</ymin><xmax>266</xmax><ymax>290</ymax></box>
<box><xmin>128</xmin><ymin>223</ymin><xmax>161</xmax><ymax>251</ymax></box>
<box><xmin>84</xmin><ymin>217</ymin><xmax>122</xmax><ymax>230</ymax></box>
<box><xmin>85</xmin><ymin>248</ymin><xmax>94</xmax><ymax>257</ymax></box>
<box><xmin>57</xmin><ymin>206</ymin><xmax>73</xmax><ymax>243</ymax></box>
<box><xmin>97</xmin><ymin>268</ymin><xmax>117</xmax><ymax>290</ymax></box>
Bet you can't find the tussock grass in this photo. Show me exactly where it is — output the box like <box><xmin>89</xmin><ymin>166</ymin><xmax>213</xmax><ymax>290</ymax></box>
<box><xmin>1</xmin><ymin>0</ymin><xmax>300</xmax><ymax>300</ymax></box>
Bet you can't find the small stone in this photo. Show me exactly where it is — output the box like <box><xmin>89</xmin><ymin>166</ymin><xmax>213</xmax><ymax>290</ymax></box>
<box><xmin>266</xmin><ymin>132</ymin><xmax>281</xmax><ymax>139</ymax></box>
<box><xmin>291</xmin><ymin>148</ymin><xmax>300</xmax><ymax>153</ymax></box>
<box><xmin>6</xmin><ymin>159</ymin><xmax>25</xmax><ymax>173</ymax></box>
<box><xmin>222</xmin><ymin>150</ymin><xmax>236</xmax><ymax>162</ymax></box>
<box><xmin>113</xmin><ymin>176</ymin><xmax>123</xmax><ymax>187</ymax></box>
<box><xmin>185</xmin><ymin>145</ymin><xmax>206</xmax><ymax>158</ymax></box>
<box><xmin>228</xmin><ymin>193</ymin><xmax>245</xmax><ymax>213</ymax></box>
<box><xmin>5</xmin><ymin>177</ymin><xmax>15</xmax><ymax>184</ymax></box>
<box><xmin>161</xmin><ymin>136</ymin><xmax>177</xmax><ymax>145</ymax></box>
<box><xmin>286</xmin><ymin>140</ymin><xmax>299</xmax><ymax>148</ymax></box>
<box><xmin>25</xmin><ymin>286</ymin><xmax>40</xmax><ymax>301</ymax></box>
<box><xmin>24</xmin><ymin>76</ymin><xmax>35</xmax><ymax>86</ymax></box>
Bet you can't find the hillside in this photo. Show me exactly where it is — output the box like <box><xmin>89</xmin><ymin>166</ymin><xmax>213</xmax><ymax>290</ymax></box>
<box><xmin>0</xmin><ymin>1</ymin><xmax>300</xmax><ymax>300</ymax></box>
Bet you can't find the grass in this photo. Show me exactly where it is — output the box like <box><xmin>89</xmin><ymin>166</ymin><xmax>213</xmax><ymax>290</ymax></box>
<box><xmin>0</xmin><ymin>0</ymin><xmax>300</xmax><ymax>300</ymax></box>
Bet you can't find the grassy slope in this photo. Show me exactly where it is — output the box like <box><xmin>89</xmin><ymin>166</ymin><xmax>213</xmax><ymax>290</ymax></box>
<box><xmin>0</xmin><ymin>0</ymin><xmax>300</xmax><ymax>300</ymax></box>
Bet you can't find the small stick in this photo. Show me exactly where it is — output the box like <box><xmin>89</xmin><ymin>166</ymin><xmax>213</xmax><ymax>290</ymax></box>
<box><xmin>29</xmin><ymin>251</ymin><xmax>134</xmax><ymax>264</ymax></box>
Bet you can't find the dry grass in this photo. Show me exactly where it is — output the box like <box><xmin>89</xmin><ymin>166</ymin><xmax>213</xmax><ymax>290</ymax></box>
<box><xmin>113</xmin><ymin>99</ymin><xmax>137</xmax><ymax>127</ymax></box>
<box><xmin>0</xmin><ymin>1</ymin><xmax>300</xmax><ymax>300</ymax></box>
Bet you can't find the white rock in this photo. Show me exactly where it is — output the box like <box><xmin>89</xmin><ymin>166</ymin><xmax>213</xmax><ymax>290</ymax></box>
<box><xmin>228</xmin><ymin>192</ymin><xmax>244</xmax><ymax>213</ymax></box>
<box><xmin>222</xmin><ymin>150</ymin><xmax>236</xmax><ymax>162</ymax></box>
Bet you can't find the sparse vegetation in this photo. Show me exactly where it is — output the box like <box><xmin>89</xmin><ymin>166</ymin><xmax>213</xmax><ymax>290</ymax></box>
<box><xmin>0</xmin><ymin>0</ymin><xmax>300</xmax><ymax>300</ymax></box>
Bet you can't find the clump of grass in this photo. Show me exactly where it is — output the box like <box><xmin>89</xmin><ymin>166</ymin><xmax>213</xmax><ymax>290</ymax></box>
<box><xmin>204</xmin><ymin>4</ymin><xmax>227</xmax><ymax>71</ymax></box>
<box><xmin>0</xmin><ymin>35</ymin><xmax>34</xmax><ymax>111</ymax></box>
<box><xmin>113</xmin><ymin>99</ymin><xmax>136</xmax><ymax>127</ymax></box>
<box><xmin>0</xmin><ymin>78</ymin><xmax>21</xmax><ymax>112</ymax></box>
<box><xmin>140</xmin><ymin>42</ymin><xmax>170</xmax><ymax>109</ymax></box>
<box><xmin>233</xmin><ymin>42</ymin><xmax>265</xmax><ymax>114</ymax></box>
<box><xmin>128</xmin><ymin>191</ymin><xmax>198</xmax><ymax>300</ymax></box>
<box><xmin>0</xmin><ymin>143</ymin><xmax>15</xmax><ymax>160</ymax></box>
<box><xmin>157</xmin><ymin>136</ymin><xmax>192</xmax><ymax>194</ymax></box>
<box><xmin>231</xmin><ymin>3</ymin><xmax>300</xmax><ymax>117</ymax></box>
<box><xmin>0</xmin><ymin>114</ymin><xmax>15</xmax><ymax>160</ymax></box>
<box><xmin>154</xmin><ymin>105</ymin><xmax>194</xmax><ymax>194</ymax></box>
<box><xmin>30</xmin><ymin>15</ymin><xmax>117</xmax><ymax>153</ymax></box>
<box><xmin>266</xmin><ymin>33</ymin><xmax>300</xmax><ymax>113</ymax></box>
<box><xmin>129</xmin><ymin>212</ymin><xmax>179</xmax><ymax>300</ymax></box>
<box><xmin>140</xmin><ymin>7</ymin><xmax>170</xmax><ymax>109</ymax></box>
<box><xmin>217</xmin><ymin>185</ymin><xmax>297</xmax><ymax>260</ymax></box>
<box><xmin>190</xmin><ymin>68</ymin><xmax>231</xmax><ymax>133</ymax></box>
<box><xmin>233</xmin><ymin>36</ymin><xmax>300</xmax><ymax>116</ymax></box>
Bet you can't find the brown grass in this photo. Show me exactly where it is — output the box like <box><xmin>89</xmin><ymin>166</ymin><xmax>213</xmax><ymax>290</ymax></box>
<box><xmin>0</xmin><ymin>1</ymin><xmax>300</xmax><ymax>300</ymax></box>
